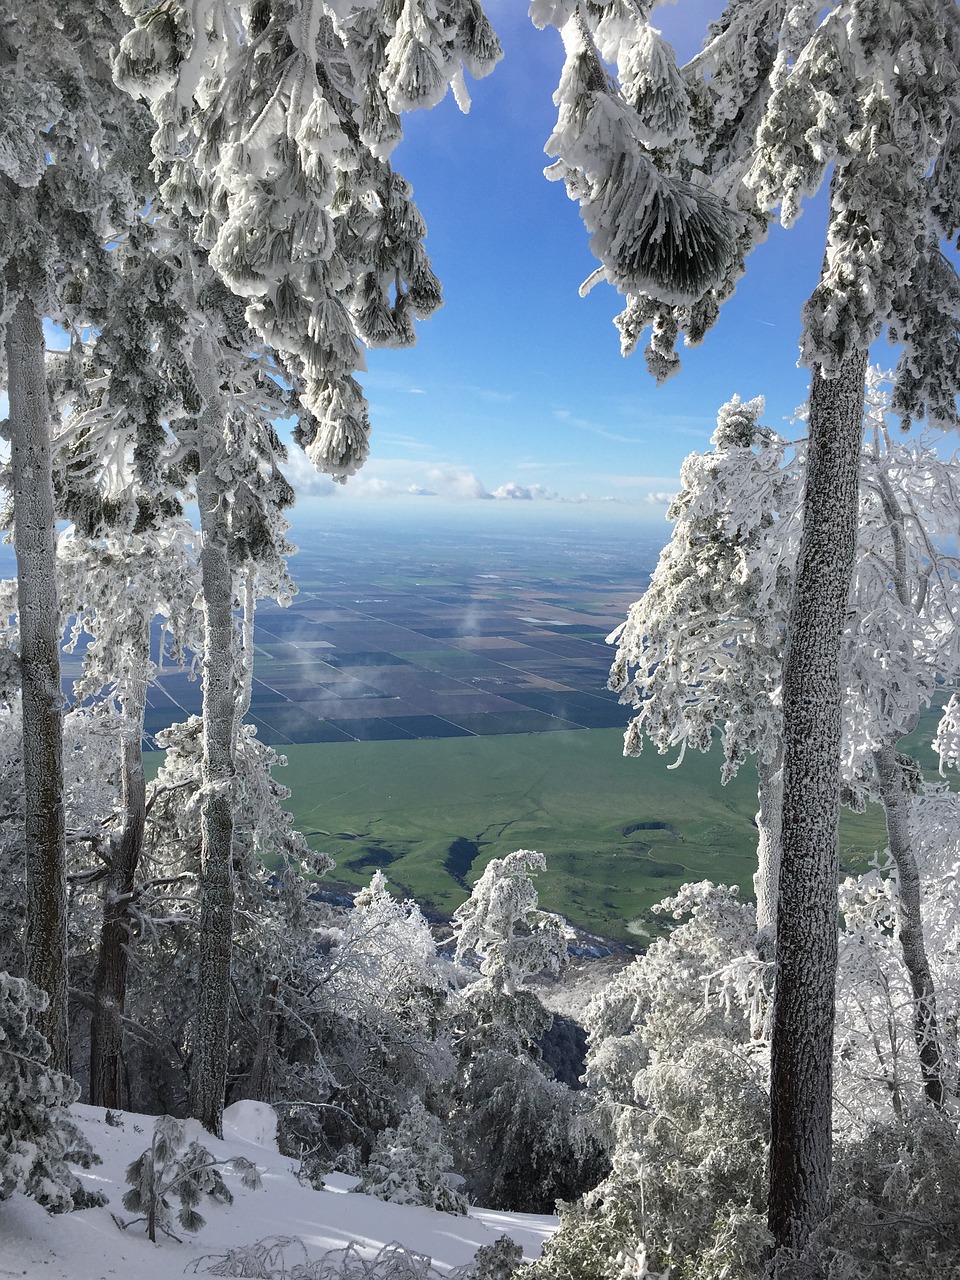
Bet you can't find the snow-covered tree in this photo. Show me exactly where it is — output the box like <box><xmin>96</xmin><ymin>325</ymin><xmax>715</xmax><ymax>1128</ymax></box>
<box><xmin>448</xmin><ymin>851</ymin><xmax>602</xmax><ymax>1212</ymax></box>
<box><xmin>525</xmin><ymin>883</ymin><xmax>770</xmax><ymax>1280</ymax></box>
<box><xmin>358</xmin><ymin>1096</ymin><xmax>468</xmax><ymax>1214</ymax></box>
<box><xmin>453</xmin><ymin>849</ymin><xmax>567</xmax><ymax>999</ymax></box>
<box><xmin>274</xmin><ymin>871</ymin><xmax>452</xmax><ymax>1174</ymax></box>
<box><xmin>110</xmin><ymin>0</ymin><xmax>502</xmax><ymax>1136</ymax></box>
<box><xmin>0</xmin><ymin>0</ymin><xmax>156</xmax><ymax>1069</ymax></box>
<box><xmin>534</xmin><ymin>3</ymin><xmax>960</xmax><ymax>1260</ymax></box>
<box><xmin>0</xmin><ymin>971</ymin><xmax>103</xmax><ymax>1213</ymax></box>
<box><xmin>610</xmin><ymin>375</ymin><xmax>960</xmax><ymax>1108</ymax></box>
<box><xmin>120</xmin><ymin>1113</ymin><xmax>260</xmax><ymax>1243</ymax></box>
<box><xmin>608</xmin><ymin>393</ymin><xmax>799</xmax><ymax>954</ymax></box>
<box><xmin>114</xmin><ymin>0</ymin><xmax>502</xmax><ymax>480</ymax></box>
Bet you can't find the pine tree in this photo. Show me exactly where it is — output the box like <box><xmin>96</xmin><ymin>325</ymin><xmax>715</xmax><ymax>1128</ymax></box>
<box><xmin>0</xmin><ymin>0</ymin><xmax>155</xmax><ymax>1068</ymax></box>
<box><xmin>533</xmin><ymin>3</ymin><xmax>960</xmax><ymax>1266</ymax></box>
<box><xmin>0</xmin><ymin>972</ymin><xmax>103</xmax><ymax>1213</ymax></box>
<box><xmin>358</xmin><ymin>1096</ymin><xmax>468</xmax><ymax>1215</ymax></box>
<box><xmin>112</xmin><ymin>0</ymin><xmax>502</xmax><ymax>1136</ymax></box>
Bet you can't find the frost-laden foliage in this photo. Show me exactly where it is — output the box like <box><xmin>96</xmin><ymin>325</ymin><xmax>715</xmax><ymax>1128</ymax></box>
<box><xmin>453</xmin><ymin>850</ymin><xmax>567</xmax><ymax>997</ymax></box>
<box><xmin>0</xmin><ymin>705</ymin><xmax>130</xmax><ymax>975</ymax></box>
<box><xmin>449</xmin><ymin>851</ymin><xmax>606</xmax><ymax>1213</ymax></box>
<box><xmin>358</xmin><ymin>1096</ymin><xmax>467</xmax><ymax>1214</ymax></box>
<box><xmin>533</xmin><ymin>1</ymin><xmax>960</xmax><ymax>423</ymax></box>
<box><xmin>522</xmin><ymin>883</ymin><xmax>771</xmax><ymax>1280</ymax></box>
<box><xmin>276</xmin><ymin>871</ymin><xmax>453</xmax><ymax>1175</ymax></box>
<box><xmin>115</xmin><ymin>0</ymin><xmax>501</xmax><ymax>479</ymax></box>
<box><xmin>610</xmin><ymin>375</ymin><xmax>960</xmax><ymax>794</ymax></box>
<box><xmin>121</xmin><ymin>1113</ymin><xmax>260</xmax><ymax>1243</ymax></box>
<box><xmin>195</xmin><ymin>1237</ymin><xmax>509</xmax><ymax>1280</ymax></box>
<box><xmin>107</xmin><ymin>716</ymin><xmax>334</xmax><ymax>1116</ymax></box>
<box><xmin>465</xmin><ymin>1236</ymin><xmax>524</xmax><ymax>1280</ymax></box>
<box><xmin>608</xmin><ymin>392</ymin><xmax>798</xmax><ymax>781</ymax></box>
<box><xmin>818</xmin><ymin>1109</ymin><xmax>960</xmax><ymax>1278</ymax></box>
<box><xmin>0</xmin><ymin>0</ymin><xmax>153</xmax><ymax>324</ymax></box>
<box><xmin>0</xmin><ymin>972</ymin><xmax>104</xmax><ymax>1213</ymax></box>
<box><xmin>833</xmin><ymin>785</ymin><xmax>960</xmax><ymax>1129</ymax></box>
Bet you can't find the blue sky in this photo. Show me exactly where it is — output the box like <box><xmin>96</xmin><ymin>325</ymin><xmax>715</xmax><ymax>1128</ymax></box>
<box><xmin>289</xmin><ymin>0</ymin><xmax>839</xmax><ymax>520</ymax></box>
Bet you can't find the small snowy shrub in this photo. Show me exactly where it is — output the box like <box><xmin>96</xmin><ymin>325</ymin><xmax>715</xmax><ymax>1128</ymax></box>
<box><xmin>358</xmin><ymin>1098</ymin><xmax>467</xmax><ymax>1214</ymax></box>
<box><xmin>196</xmin><ymin>1237</ymin><xmax>491</xmax><ymax>1279</ymax></box>
<box><xmin>121</xmin><ymin>1114</ymin><xmax>260</xmax><ymax>1242</ymax></box>
<box><xmin>0</xmin><ymin>972</ymin><xmax>103</xmax><ymax>1212</ymax></box>
<box><xmin>466</xmin><ymin>1235</ymin><xmax>524</xmax><ymax>1280</ymax></box>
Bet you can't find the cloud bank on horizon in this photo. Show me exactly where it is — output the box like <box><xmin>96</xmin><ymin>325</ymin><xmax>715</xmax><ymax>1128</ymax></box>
<box><xmin>281</xmin><ymin>445</ymin><xmax>678</xmax><ymax>509</ymax></box>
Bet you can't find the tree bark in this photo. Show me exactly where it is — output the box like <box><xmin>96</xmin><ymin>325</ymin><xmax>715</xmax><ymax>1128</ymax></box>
<box><xmin>768</xmin><ymin>349</ymin><xmax>867</xmax><ymax>1276</ymax></box>
<box><xmin>754</xmin><ymin>749</ymin><xmax>783</xmax><ymax>961</ymax></box>
<box><xmin>873</xmin><ymin>743</ymin><xmax>945</xmax><ymax>1109</ymax></box>
<box><xmin>188</xmin><ymin>349</ymin><xmax>237</xmax><ymax>1138</ymax></box>
<box><xmin>89</xmin><ymin>627</ymin><xmax>149</xmax><ymax>1109</ymax></box>
<box><xmin>7</xmin><ymin>285</ymin><xmax>69</xmax><ymax>1071</ymax></box>
<box><xmin>245</xmin><ymin>973</ymin><xmax>279</xmax><ymax>1102</ymax></box>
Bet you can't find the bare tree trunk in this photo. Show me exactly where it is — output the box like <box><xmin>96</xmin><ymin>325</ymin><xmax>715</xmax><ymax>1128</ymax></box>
<box><xmin>188</xmin><ymin>352</ymin><xmax>237</xmax><ymax>1138</ymax></box>
<box><xmin>89</xmin><ymin>628</ymin><xmax>149</xmax><ymax>1108</ymax></box>
<box><xmin>7</xmin><ymin>283</ymin><xmax>69</xmax><ymax>1071</ymax></box>
<box><xmin>754</xmin><ymin>749</ymin><xmax>783</xmax><ymax>961</ymax></box>
<box><xmin>873</xmin><ymin>743</ymin><xmax>945</xmax><ymax>1109</ymax></box>
<box><xmin>245</xmin><ymin>973</ymin><xmax>279</xmax><ymax>1102</ymax></box>
<box><xmin>768</xmin><ymin>349</ymin><xmax>867</xmax><ymax>1277</ymax></box>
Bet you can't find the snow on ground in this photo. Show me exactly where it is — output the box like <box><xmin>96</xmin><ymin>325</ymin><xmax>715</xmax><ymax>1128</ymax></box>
<box><xmin>0</xmin><ymin>1103</ymin><xmax>557</xmax><ymax>1280</ymax></box>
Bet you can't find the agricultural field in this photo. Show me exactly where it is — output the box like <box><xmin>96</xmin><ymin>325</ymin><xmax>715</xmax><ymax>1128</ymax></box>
<box><xmin>277</xmin><ymin>726</ymin><xmax>897</xmax><ymax>944</ymax></box>
<box><xmin>134</xmin><ymin>509</ymin><xmax>942</xmax><ymax>944</ymax></box>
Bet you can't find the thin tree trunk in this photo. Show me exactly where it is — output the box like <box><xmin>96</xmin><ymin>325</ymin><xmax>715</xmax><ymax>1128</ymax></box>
<box><xmin>754</xmin><ymin>748</ymin><xmax>783</xmax><ymax>961</ymax></box>
<box><xmin>89</xmin><ymin>624</ymin><xmax>149</xmax><ymax>1108</ymax></box>
<box><xmin>7</xmin><ymin>284</ymin><xmax>69</xmax><ymax>1070</ymax></box>
<box><xmin>768</xmin><ymin>348</ymin><xmax>867</xmax><ymax>1276</ymax></box>
<box><xmin>188</xmin><ymin>349</ymin><xmax>237</xmax><ymax>1137</ymax></box>
<box><xmin>238</xmin><ymin>563</ymin><xmax>256</xmax><ymax>727</ymax></box>
<box><xmin>245</xmin><ymin>973</ymin><xmax>279</xmax><ymax>1102</ymax></box>
<box><xmin>873</xmin><ymin>743</ymin><xmax>945</xmax><ymax>1109</ymax></box>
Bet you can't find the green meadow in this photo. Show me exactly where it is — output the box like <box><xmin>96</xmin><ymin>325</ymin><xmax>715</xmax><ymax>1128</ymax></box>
<box><xmin>273</xmin><ymin>725</ymin><xmax>899</xmax><ymax>943</ymax></box>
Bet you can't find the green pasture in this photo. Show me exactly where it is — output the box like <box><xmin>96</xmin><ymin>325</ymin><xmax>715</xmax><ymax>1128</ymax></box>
<box><xmin>146</xmin><ymin>703</ymin><xmax>951</xmax><ymax>943</ymax></box>
<box><xmin>273</xmin><ymin>727</ymin><xmax>895</xmax><ymax>943</ymax></box>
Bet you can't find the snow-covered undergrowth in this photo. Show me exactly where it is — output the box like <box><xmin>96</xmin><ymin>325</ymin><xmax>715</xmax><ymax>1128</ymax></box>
<box><xmin>0</xmin><ymin>1101</ymin><xmax>556</xmax><ymax>1280</ymax></box>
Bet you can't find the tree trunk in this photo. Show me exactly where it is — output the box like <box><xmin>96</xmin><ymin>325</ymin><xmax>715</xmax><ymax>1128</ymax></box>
<box><xmin>89</xmin><ymin>627</ymin><xmax>149</xmax><ymax>1108</ymax></box>
<box><xmin>754</xmin><ymin>748</ymin><xmax>783</xmax><ymax>961</ymax></box>
<box><xmin>873</xmin><ymin>743</ymin><xmax>945</xmax><ymax>1109</ymax></box>
<box><xmin>245</xmin><ymin>973</ymin><xmax>279</xmax><ymax>1102</ymax></box>
<box><xmin>7</xmin><ymin>285</ymin><xmax>69</xmax><ymax>1071</ymax></box>
<box><xmin>768</xmin><ymin>349</ymin><xmax>867</xmax><ymax>1276</ymax></box>
<box><xmin>188</xmin><ymin>351</ymin><xmax>237</xmax><ymax>1138</ymax></box>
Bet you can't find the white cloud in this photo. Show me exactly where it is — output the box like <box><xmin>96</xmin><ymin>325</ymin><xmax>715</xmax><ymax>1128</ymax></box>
<box><xmin>279</xmin><ymin>444</ymin><xmax>339</xmax><ymax>498</ymax></box>
<box><xmin>492</xmin><ymin>482</ymin><xmax>559</xmax><ymax>501</ymax></box>
<box><xmin>643</xmin><ymin>491</ymin><xmax>678</xmax><ymax>506</ymax></box>
<box><xmin>424</xmin><ymin>465</ymin><xmax>493</xmax><ymax>500</ymax></box>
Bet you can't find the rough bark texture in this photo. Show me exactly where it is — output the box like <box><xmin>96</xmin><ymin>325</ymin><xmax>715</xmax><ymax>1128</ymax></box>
<box><xmin>89</xmin><ymin>640</ymin><xmax>149</xmax><ymax>1109</ymax></box>
<box><xmin>7</xmin><ymin>287</ymin><xmax>69</xmax><ymax>1070</ymax></box>
<box><xmin>188</xmin><ymin>362</ymin><xmax>237</xmax><ymax>1138</ymax></box>
<box><xmin>754</xmin><ymin>750</ymin><xmax>784</xmax><ymax>961</ymax></box>
<box><xmin>873</xmin><ymin>743</ymin><xmax>945</xmax><ymax>1109</ymax></box>
<box><xmin>245</xmin><ymin>973</ymin><xmax>279</xmax><ymax>1102</ymax></box>
<box><xmin>768</xmin><ymin>349</ymin><xmax>867</xmax><ymax>1277</ymax></box>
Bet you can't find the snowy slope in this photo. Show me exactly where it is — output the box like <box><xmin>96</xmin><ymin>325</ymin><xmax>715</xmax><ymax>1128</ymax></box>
<box><xmin>0</xmin><ymin>1103</ymin><xmax>557</xmax><ymax>1280</ymax></box>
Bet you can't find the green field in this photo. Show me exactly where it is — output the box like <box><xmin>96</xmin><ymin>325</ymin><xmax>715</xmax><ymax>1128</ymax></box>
<box><xmin>273</xmin><ymin>726</ymin><xmax>902</xmax><ymax>943</ymax></box>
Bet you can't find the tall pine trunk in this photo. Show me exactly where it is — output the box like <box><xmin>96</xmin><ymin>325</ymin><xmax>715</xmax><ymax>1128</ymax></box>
<box><xmin>89</xmin><ymin>625</ymin><xmax>149</xmax><ymax>1108</ymax></box>
<box><xmin>768</xmin><ymin>348</ymin><xmax>867</xmax><ymax>1275</ymax></box>
<box><xmin>873</xmin><ymin>743</ymin><xmax>945</xmax><ymax>1109</ymax></box>
<box><xmin>188</xmin><ymin>353</ymin><xmax>237</xmax><ymax>1137</ymax></box>
<box><xmin>754</xmin><ymin>748</ymin><xmax>783</xmax><ymax>961</ymax></box>
<box><xmin>6</xmin><ymin>283</ymin><xmax>69</xmax><ymax>1071</ymax></box>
